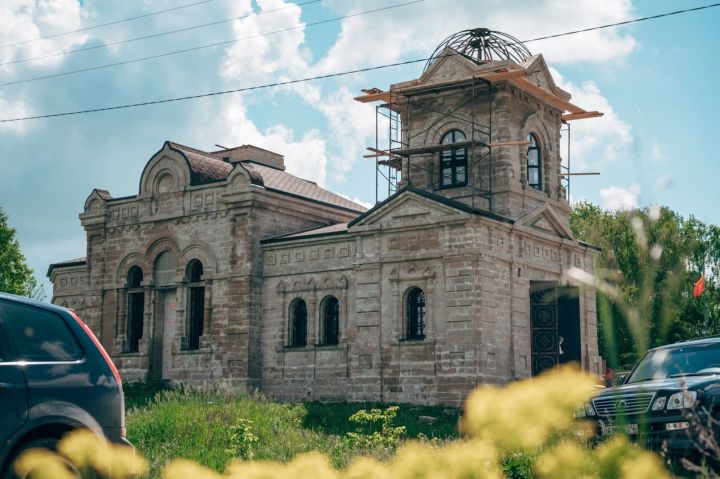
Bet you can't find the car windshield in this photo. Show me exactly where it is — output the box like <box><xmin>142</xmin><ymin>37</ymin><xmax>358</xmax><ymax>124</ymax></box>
<box><xmin>627</xmin><ymin>342</ymin><xmax>720</xmax><ymax>383</ymax></box>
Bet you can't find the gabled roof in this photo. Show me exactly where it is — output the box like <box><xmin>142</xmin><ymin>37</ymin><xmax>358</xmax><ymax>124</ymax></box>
<box><xmin>261</xmin><ymin>222</ymin><xmax>348</xmax><ymax>244</ymax></box>
<box><xmin>348</xmin><ymin>185</ymin><xmax>513</xmax><ymax>227</ymax></box>
<box><xmin>261</xmin><ymin>185</ymin><xmax>514</xmax><ymax>245</ymax></box>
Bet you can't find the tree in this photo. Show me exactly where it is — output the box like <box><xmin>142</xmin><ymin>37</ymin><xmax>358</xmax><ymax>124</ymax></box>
<box><xmin>0</xmin><ymin>208</ymin><xmax>44</xmax><ymax>300</ymax></box>
<box><xmin>570</xmin><ymin>202</ymin><xmax>719</xmax><ymax>369</ymax></box>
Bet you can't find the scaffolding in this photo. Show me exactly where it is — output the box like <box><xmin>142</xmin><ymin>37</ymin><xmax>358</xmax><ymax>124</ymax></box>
<box><xmin>357</xmin><ymin>63</ymin><xmax>603</xmax><ymax>208</ymax></box>
<box><xmin>362</xmin><ymin>77</ymin><xmax>500</xmax><ymax>209</ymax></box>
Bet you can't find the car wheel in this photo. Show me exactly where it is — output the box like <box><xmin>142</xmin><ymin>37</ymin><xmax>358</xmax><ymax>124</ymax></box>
<box><xmin>3</xmin><ymin>437</ymin><xmax>81</xmax><ymax>479</ymax></box>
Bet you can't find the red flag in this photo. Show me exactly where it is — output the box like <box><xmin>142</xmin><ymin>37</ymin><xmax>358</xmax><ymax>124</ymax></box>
<box><xmin>693</xmin><ymin>275</ymin><xmax>706</xmax><ymax>298</ymax></box>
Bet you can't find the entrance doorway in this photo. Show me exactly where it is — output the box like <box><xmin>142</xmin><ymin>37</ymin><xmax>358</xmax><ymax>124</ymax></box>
<box><xmin>530</xmin><ymin>281</ymin><xmax>581</xmax><ymax>376</ymax></box>
<box><xmin>149</xmin><ymin>250</ymin><xmax>178</xmax><ymax>380</ymax></box>
<box><xmin>150</xmin><ymin>289</ymin><xmax>177</xmax><ymax>380</ymax></box>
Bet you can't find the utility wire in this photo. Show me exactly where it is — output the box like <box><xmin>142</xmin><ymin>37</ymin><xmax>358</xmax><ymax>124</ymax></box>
<box><xmin>0</xmin><ymin>0</ymin><xmax>423</xmax><ymax>88</ymax></box>
<box><xmin>2</xmin><ymin>1</ymin><xmax>719</xmax><ymax>123</ymax></box>
<box><xmin>1</xmin><ymin>0</ymin><xmax>323</xmax><ymax>67</ymax></box>
<box><xmin>519</xmin><ymin>2</ymin><xmax>720</xmax><ymax>45</ymax></box>
<box><xmin>0</xmin><ymin>0</ymin><xmax>216</xmax><ymax>49</ymax></box>
<box><xmin>0</xmin><ymin>57</ymin><xmax>427</xmax><ymax>123</ymax></box>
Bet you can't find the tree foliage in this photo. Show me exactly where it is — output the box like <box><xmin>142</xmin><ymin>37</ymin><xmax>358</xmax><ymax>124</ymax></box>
<box><xmin>570</xmin><ymin>202</ymin><xmax>720</xmax><ymax>368</ymax></box>
<box><xmin>0</xmin><ymin>208</ymin><xmax>43</xmax><ymax>299</ymax></box>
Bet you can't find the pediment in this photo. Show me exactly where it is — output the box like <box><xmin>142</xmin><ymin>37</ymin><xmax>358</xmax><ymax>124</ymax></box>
<box><xmin>349</xmin><ymin>189</ymin><xmax>469</xmax><ymax>230</ymax></box>
<box><xmin>520</xmin><ymin>54</ymin><xmax>571</xmax><ymax>100</ymax></box>
<box><xmin>139</xmin><ymin>142</ymin><xmax>191</xmax><ymax>196</ymax></box>
<box><xmin>418</xmin><ymin>47</ymin><xmax>480</xmax><ymax>85</ymax></box>
<box><xmin>516</xmin><ymin>204</ymin><xmax>574</xmax><ymax>240</ymax></box>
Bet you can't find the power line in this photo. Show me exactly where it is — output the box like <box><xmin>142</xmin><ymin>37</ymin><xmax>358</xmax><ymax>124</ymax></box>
<box><xmin>1</xmin><ymin>0</ymin><xmax>324</xmax><ymax>67</ymax></box>
<box><xmin>0</xmin><ymin>57</ymin><xmax>428</xmax><ymax>123</ymax></box>
<box><xmin>0</xmin><ymin>0</ymin><xmax>423</xmax><ymax>88</ymax></box>
<box><xmin>0</xmin><ymin>0</ymin><xmax>216</xmax><ymax>50</ymax></box>
<box><xmin>519</xmin><ymin>2</ymin><xmax>720</xmax><ymax>45</ymax></box>
<box><xmin>2</xmin><ymin>1</ymin><xmax>719</xmax><ymax>123</ymax></box>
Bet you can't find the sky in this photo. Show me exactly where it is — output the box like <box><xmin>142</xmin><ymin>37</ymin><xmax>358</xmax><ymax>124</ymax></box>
<box><xmin>1</xmin><ymin>0</ymin><xmax>719</xmax><ymax>297</ymax></box>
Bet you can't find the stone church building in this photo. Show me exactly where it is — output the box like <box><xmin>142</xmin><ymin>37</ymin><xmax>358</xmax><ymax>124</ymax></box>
<box><xmin>49</xmin><ymin>29</ymin><xmax>603</xmax><ymax>405</ymax></box>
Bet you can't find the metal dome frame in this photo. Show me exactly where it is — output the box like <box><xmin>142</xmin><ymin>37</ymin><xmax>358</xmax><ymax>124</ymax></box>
<box><xmin>424</xmin><ymin>28</ymin><xmax>532</xmax><ymax>73</ymax></box>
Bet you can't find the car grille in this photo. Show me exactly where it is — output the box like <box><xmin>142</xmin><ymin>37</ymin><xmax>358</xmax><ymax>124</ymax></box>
<box><xmin>592</xmin><ymin>392</ymin><xmax>655</xmax><ymax>417</ymax></box>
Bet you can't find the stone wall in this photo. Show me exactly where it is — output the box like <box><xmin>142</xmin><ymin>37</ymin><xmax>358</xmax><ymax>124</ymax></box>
<box><xmin>260</xmin><ymin>192</ymin><xmax>601</xmax><ymax>406</ymax></box>
<box><xmin>66</xmin><ymin>150</ymin><xmax>358</xmax><ymax>389</ymax></box>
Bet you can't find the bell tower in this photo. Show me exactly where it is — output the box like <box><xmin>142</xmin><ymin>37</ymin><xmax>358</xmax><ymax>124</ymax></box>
<box><xmin>356</xmin><ymin>28</ymin><xmax>602</xmax><ymax>221</ymax></box>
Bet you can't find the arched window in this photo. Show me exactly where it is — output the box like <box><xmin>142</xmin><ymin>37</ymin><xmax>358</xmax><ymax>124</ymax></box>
<box><xmin>289</xmin><ymin>298</ymin><xmax>307</xmax><ymax>347</ymax></box>
<box><xmin>320</xmin><ymin>296</ymin><xmax>339</xmax><ymax>345</ymax></box>
<box><xmin>185</xmin><ymin>259</ymin><xmax>204</xmax><ymax>350</ymax></box>
<box><xmin>125</xmin><ymin>266</ymin><xmax>144</xmax><ymax>353</ymax></box>
<box><xmin>405</xmin><ymin>287</ymin><xmax>426</xmax><ymax>340</ymax></box>
<box><xmin>439</xmin><ymin>130</ymin><xmax>468</xmax><ymax>187</ymax></box>
<box><xmin>527</xmin><ymin>133</ymin><xmax>542</xmax><ymax>190</ymax></box>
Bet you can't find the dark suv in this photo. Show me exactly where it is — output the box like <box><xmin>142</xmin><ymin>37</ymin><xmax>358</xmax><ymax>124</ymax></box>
<box><xmin>0</xmin><ymin>292</ymin><xmax>129</xmax><ymax>477</ymax></box>
<box><xmin>583</xmin><ymin>337</ymin><xmax>720</xmax><ymax>453</ymax></box>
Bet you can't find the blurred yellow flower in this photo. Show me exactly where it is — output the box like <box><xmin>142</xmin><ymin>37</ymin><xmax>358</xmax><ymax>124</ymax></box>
<box><xmin>13</xmin><ymin>448</ymin><xmax>76</xmax><ymax>479</ymax></box>
<box><xmin>12</xmin><ymin>366</ymin><xmax>674</xmax><ymax>479</ymax></box>
<box><xmin>535</xmin><ymin>441</ymin><xmax>596</xmax><ymax>479</ymax></box>
<box><xmin>461</xmin><ymin>366</ymin><xmax>597</xmax><ymax>451</ymax></box>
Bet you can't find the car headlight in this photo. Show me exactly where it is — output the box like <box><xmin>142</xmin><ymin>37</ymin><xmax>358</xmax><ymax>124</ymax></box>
<box><xmin>652</xmin><ymin>396</ymin><xmax>667</xmax><ymax>411</ymax></box>
<box><xmin>585</xmin><ymin>403</ymin><xmax>596</xmax><ymax>417</ymax></box>
<box><xmin>666</xmin><ymin>391</ymin><xmax>697</xmax><ymax>410</ymax></box>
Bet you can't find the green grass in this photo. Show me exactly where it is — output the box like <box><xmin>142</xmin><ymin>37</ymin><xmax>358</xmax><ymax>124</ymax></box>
<box><xmin>124</xmin><ymin>385</ymin><xmax>460</xmax><ymax>478</ymax></box>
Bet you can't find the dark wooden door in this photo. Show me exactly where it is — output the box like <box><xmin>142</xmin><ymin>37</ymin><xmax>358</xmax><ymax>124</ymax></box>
<box><xmin>530</xmin><ymin>282</ymin><xmax>580</xmax><ymax>375</ymax></box>
<box><xmin>558</xmin><ymin>286</ymin><xmax>581</xmax><ymax>365</ymax></box>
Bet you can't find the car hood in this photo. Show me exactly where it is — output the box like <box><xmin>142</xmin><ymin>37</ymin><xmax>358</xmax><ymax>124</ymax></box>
<box><xmin>597</xmin><ymin>375</ymin><xmax>720</xmax><ymax>397</ymax></box>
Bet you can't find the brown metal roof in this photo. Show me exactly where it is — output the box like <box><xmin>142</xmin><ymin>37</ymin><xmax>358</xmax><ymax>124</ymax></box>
<box><xmin>165</xmin><ymin>142</ymin><xmax>366</xmax><ymax>212</ymax></box>
<box><xmin>167</xmin><ymin>142</ymin><xmax>232</xmax><ymax>185</ymax></box>
<box><xmin>240</xmin><ymin>162</ymin><xmax>366</xmax><ymax>212</ymax></box>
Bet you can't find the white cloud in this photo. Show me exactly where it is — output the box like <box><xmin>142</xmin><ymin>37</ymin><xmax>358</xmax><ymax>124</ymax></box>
<box><xmin>552</xmin><ymin>67</ymin><xmax>633</xmax><ymax>170</ymax></box>
<box><xmin>600</xmin><ymin>184</ymin><xmax>640</xmax><ymax>211</ymax></box>
<box><xmin>0</xmin><ymin>0</ymin><xmax>88</xmax><ymax>72</ymax></box>
<box><xmin>317</xmin><ymin>0</ymin><xmax>636</xmax><ymax>73</ymax></box>
<box><xmin>209</xmin><ymin>98</ymin><xmax>329</xmax><ymax>187</ymax></box>
<box><xmin>289</xmin><ymin>83</ymin><xmax>376</xmax><ymax>179</ymax></box>
<box><xmin>213</xmin><ymin>0</ymin><xmax>334</xmax><ymax>186</ymax></box>
<box><xmin>220</xmin><ymin>0</ymin><xmax>311</xmax><ymax>86</ymax></box>
<box><xmin>0</xmin><ymin>96</ymin><xmax>31</xmax><ymax>134</ymax></box>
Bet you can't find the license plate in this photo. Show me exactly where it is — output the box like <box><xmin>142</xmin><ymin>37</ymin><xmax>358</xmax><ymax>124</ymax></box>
<box><xmin>604</xmin><ymin>423</ymin><xmax>638</xmax><ymax>435</ymax></box>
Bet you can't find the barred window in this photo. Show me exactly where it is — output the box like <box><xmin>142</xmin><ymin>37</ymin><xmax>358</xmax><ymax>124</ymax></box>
<box><xmin>289</xmin><ymin>298</ymin><xmax>307</xmax><ymax>347</ymax></box>
<box><xmin>125</xmin><ymin>266</ymin><xmax>144</xmax><ymax>353</ymax></box>
<box><xmin>527</xmin><ymin>133</ymin><xmax>542</xmax><ymax>190</ymax></box>
<box><xmin>439</xmin><ymin>130</ymin><xmax>468</xmax><ymax>187</ymax></box>
<box><xmin>405</xmin><ymin>287</ymin><xmax>426</xmax><ymax>340</ymax></box>
<box><xmin>185</xmin><ymin>259</ymin><xmax>204</xmax><ymax>350</ymax></box>
<box><xmin>321</xmin><ymin>296</ymin><xmax>339</xmax><ymax>345</ymax></box>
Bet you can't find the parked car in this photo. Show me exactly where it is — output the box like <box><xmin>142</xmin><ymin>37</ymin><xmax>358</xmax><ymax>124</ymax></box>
<box><xmin>580</xmin><ymin>336</ymin><xmax>720</xmax><ymax>454</ymax></box>
<box><xmin>0</xmin><ymin>292</ymin><xmax>130</xmax><ymax>478</ymax></box>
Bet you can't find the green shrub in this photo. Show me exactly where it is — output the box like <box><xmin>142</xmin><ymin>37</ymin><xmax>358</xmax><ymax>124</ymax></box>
<box><xmin>225</xmin><ymin>418</ymin><xmax>258</xmax><ymax>460</ymax></box>
<box><xmin>502</xmin><ymin>451</ymin><xmax>536</xmax><ymax>479</ymax></box>
<box><xmin>344</xmin><ymin>406</ymin><xmax>406</xmax><ymax>450</ymax></box>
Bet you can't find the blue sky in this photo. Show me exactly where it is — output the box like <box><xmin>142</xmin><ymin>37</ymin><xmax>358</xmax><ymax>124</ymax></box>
<box><xmin>1</xmin><ymin>0</ymin><xmax>718</xmax><ymax>297</ymax></box>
